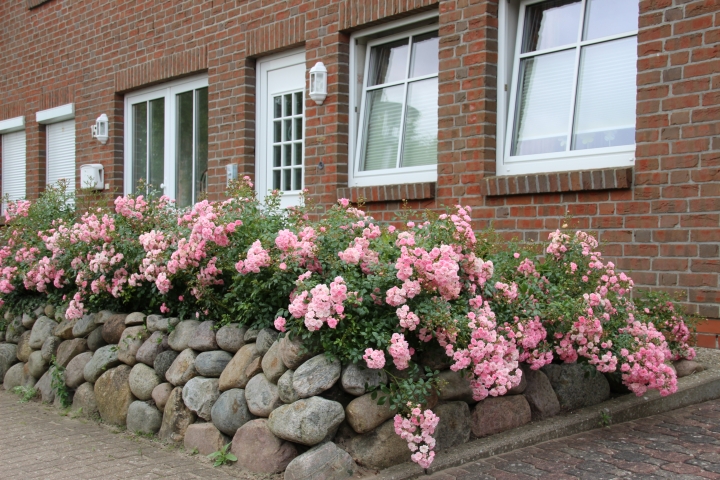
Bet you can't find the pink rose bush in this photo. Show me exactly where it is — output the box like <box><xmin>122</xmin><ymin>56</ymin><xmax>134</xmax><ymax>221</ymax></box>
<box><xmin>0</xmin><ymin>182</ymin><xmax>700</xmax><ymax>470</ymax></box>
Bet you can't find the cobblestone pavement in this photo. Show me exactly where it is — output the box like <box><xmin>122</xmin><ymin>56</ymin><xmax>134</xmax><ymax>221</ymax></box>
<box><xmin>0</xmin><ymin>391</ymin><xmax>267</xmax><ymax>480</ymax></box>
<box><xmin>428</xmin><ymin>398</ymin><xmax>720</xmax><ymax>480</ymax></box>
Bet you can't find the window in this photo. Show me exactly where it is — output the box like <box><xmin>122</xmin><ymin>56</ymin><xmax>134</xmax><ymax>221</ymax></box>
<box><xmin>124</xmin><ymin>75</ymin><xmax>208</xmax><ymax>207</ymax></box>
<box><xmin>37</xmin><ymin>104</ymin><xmax>76</xmax><ymax>194</ymax></box>
<box><xmin>0</xmin><ymin>116</ymin><xmax>27</xmax><ymax>212</ymax></box>
<box><xmin>350</xmin><ymin>12</ymin><xmax>439</xmax><ymax>187</ymax></box>
<box><xmin>498</xmin><ymin>0</ymin><xmax>639</xmax><ymax>176</ymax></box>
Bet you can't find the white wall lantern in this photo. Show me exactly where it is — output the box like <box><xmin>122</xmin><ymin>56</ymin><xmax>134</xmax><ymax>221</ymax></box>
<box><xmin>309</xmin><ymin>62</ymin><xmax>328</xmax><ymax>105</ymax></box>
<box><xmin>91</xmin><ymin>113</ymin><xmax>109</xmax><ymax>144</ymax></box>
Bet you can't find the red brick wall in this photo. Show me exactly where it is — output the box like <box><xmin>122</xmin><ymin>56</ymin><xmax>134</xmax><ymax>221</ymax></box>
<box><xmin>0</xmin><ymin>0</ymin><xmax>718</xmax><ymax>336</ymax></box>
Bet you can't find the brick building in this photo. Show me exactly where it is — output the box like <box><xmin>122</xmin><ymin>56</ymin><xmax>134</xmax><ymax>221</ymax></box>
<box><xmin>0</xmin><ymin>0</ymin><xmax>718</xmax><ymax>342</ymax></box>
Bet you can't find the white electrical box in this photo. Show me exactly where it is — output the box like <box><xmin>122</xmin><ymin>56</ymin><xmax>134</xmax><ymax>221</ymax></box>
<box><xmin>80</xmin><ymin>164</ymin><xmax>104</xmax><ymax>190</ymax></box>
<box><xmin>226</xmin><ymin>164</ymin><xmax>238</xmax><ymax>186</ymax></box>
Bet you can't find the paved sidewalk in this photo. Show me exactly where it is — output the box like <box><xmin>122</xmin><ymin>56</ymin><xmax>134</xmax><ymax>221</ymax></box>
<box><xmin>0</xmin><ymin>391</ymin><xmax>260</xmax><ymax>480</ymax></box>
<box><xmin>427</xmin><ymin>398</ymin><xmax>720</xmax><ymax>480</ymax></box>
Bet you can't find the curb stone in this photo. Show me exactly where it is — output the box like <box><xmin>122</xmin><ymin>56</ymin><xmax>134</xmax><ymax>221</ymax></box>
<box><xmin>366</xmin><ymin>355</ymin><xmax>720</xmax><ymax>480</ymax></box>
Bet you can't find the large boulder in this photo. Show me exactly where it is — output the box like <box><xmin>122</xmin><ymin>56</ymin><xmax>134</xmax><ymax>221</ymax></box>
<box><xmin>158</xmin><ymin>387</ymin><xmax>197</xmax><ymax>443</ymax></box>
<box><xmin>341</xmin><ymin>363</ymin><xmax>387</xmax><ymax>396</ymax></box>
<box><xmin>29</xmin><ymin>316</ymin><xmax>57</xmax><ymax>349</ymax></box>
<box><xmin>40</xmin><ymin>335</ymin><xmax>62</xmax><ymax>362</ymax></box>
<box><xmin>154</xmin><ymin>350</ymin><xmax>179</xmax><ymax>381</ymax></box>
<box><xmin>87</xmin><ymin>327</ymin><xmax>107</xmax><ymax>351</ymax></box>
<box><xmin>256</xmin><ymin>328</ymin><xmax>279</xmax><ymax>356</ymax></box>
<box><xmin>437</xmin><ymin>370</ymin><xmax>474</xmax><ymax>403</ymax></box>
<box><xmin>344</xmin><ymin>418</ymin><xmax>410</xmax><ymax>470</ymax></box>
<box><xmin>27</xmin><ymin>350</ymin><xmax>49</xmax><ymax>378</ymax></box>
<box><xmin>101</xmin><ymin>314</ymin><xmax>128</xmax><ymax>344</ymax></box>
<box><xmin>5</xmin><ymin>316</ymin><xmax>26</xmax><ymax>344</ymax></box>
<box><xmin>183</xmin><ymin>423</ymin><xmax>230</xmax><ymax>456</ymax></box>
<box><xmin>195</xmin><ymin>350</ymin><xmax>233</xmax><ymax>378</ymax></box>
<box><xmin>182</xmin><ymin>376</ymin><xmax>220</xmax><ymax>421</ymax></box>
<box><xmin>152</xmin><ymin>382</ymin><xmax>174</xmax><ymax>410</ymax></box>
<box><xmin>35</xmin><ymin>370</ymin><xmax>55</xmax><ymax>404</ymax></box>
<box><xmin>293</xmin><ymin>354</ymin><xmax>341</xmax><ymax>398</ymax></box>
<box><xmin>674</xmin><ymin>359</ymin><xmax>705</xmax><ymax>378</ymax></box>
<box><xmin>218</xmin><ymin>343</ymin><xmax>261</xmax><ymax>391</ymax></box>
<box><xmin>129</xmin><ymin>363</ymin><xmax>162</xmax><ymax>401</ymax></box>
<box><xmin>216</xmin><ymin>325</ymin><xmax>246</xmax><ymax>353</ymax></box>
<box><xmin>117</xmin><ymin>326</ymin><xmax>150</xmax><ymax>366</ymax></box>
<box><xmin>245</xmin><ymin>374</ymin><xmax>283</xmax><ymax>417</ymax></box>
<box><xmin>64</xmin><ymin>352</ymin><xmax>93</xmax><ymax>388</ymax></box>
<box><xmin>72</xmin><ymin>314</ymin><xmax>97</xmax><ymax>338</ymax></box>
<box><xmin>280</xmin><ymin>335</ymin><xmax>314</xmax><ymax>369</ymax></box>
<box><xmin>231</xmin><ymin>419</ymin><xmax>297</xmax><ymax>473</ymax></box>
<box><xmin>284</xmin><ymin>442</ymin><xmax>357</xmax><ymax>480</ymax></box>
<box><xmin>211</xmin><ymin>388</ymin><xmax>255</xmax><ymax>436</ymax></box>
<box><xmin>261</xmin><ymin>340</ymin><xmax>287</xmax><ymax>383</ymax></box>
<box><xmin>135</xmin><ymin>331</ymin><xmax>170</xmax><ymax>367</ymax></box>
<box><xmin>146</xmin><ymin>315</ymin><xmax>179</xmax><ymax>333</ymax></box>
<box><xmin>83</xmin><ymin>345</ymin><xmax>121</xmax><ymax>383</ymax></box>
<box><xmin>244</xmin><ymin>329</ymin><xmax>260</xmax><ymax>343</ymax></box>
<box><xmin>72</xmin><ymin>382</ymin><xmax>99</xmax><ymax>417</ymax></box>
<box><xmin>126</xmin><ymin>401</ymin><xmax>162</xmax><ymax>435</ymax></box>
<box><xmin>278</xmin><ymin>370</ymin><xmax>301</xmax><ymax>404</ymax></box>
<box><xmin>3</xmin><ymin>363</ymin><xmax>36</xmax><ymax>390</ymax></box>
<box><xmin>124</xmin><ymin>312</ymin><xmax>146</xmax><ymax>326</ymax></box>
<box><xmin>168</xmin><ymin>320</ymin><xmax>200</xmax><ymax>351</ymax></box>
<box><xmin>16</xmin><ymin>331</ymin><xmax>33</xmax><ymax>362</ymax></box>
<box><xmin>0</xmin><ymin>343</ymin><xmax>18</xmax><ymax>380</ymax></box>
<box><xmin>542</xmin><ymin>363</ymin><xmax>610</xmax><ymax>411</ymax></box>
<box><xmin>268</xmin><ymin>396</ymin><xmax>345</xmax><ymax>446</ymax></box>
<box><xmin>433</xmin><ymin>402</ymin><xmax>471</xmax><ymax>450</ymax></box>
<box><xmin>22</xmin><ymin>313</ymin><xmax>37</xmax><ymax>329</ymax></box>
<box><xmin>56</xmin><ymin>338</ymin><xmax>88</xmax><ymax>367</ymax></box>
<box><xmin>94</xmin><ymin>365</ymin><xmax>135</xmax><ymax>425</ymax></box>
<box><xmin>522</xmin><ymin>366</ymin><xmax>560</xmax><ymax>421</ymax></box>
<box><xmin>471</xmin><ymin>395</ymin><xmax>531</xmax><ymax>438</ymax></box>
<box><xmin>165</xmin><ymin>348</ymin><xmax>198</xmax><ymax>386</ymax></box>
<box><xmin>345</xmin><ymin>392</ymin><xmax>396</xmax><ymax>434</ymax></box>
<box><xmin>187</xmin><ymin>321</ymin><xmax>218</xmax><ymax>351</ymax></box>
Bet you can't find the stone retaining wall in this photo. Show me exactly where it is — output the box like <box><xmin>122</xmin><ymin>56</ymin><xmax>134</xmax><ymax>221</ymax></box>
<box><xmin>0</xmin><ymin>306</ymin><xmax>707</xmax><ymax>478</ymax></box>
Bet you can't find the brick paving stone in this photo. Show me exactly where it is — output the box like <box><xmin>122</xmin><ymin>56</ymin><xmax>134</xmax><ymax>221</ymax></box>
<box><xmin>0</xmin><ymin>390</ymin><xmax>276</xmax><ymax>479</ymax></box>
<box><xmin>427</xmin><ymin>398</ymin><xmax>720</xmax><ymax>480</ymax></box>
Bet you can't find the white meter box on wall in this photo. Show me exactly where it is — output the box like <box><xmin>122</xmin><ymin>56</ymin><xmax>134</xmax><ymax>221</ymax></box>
<box><xmin>80</xmin><ymin>164</ymin><xmax>104</xmax><ymax>190</ymax></box>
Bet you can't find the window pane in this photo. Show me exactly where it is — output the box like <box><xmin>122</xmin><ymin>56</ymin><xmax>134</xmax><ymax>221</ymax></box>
<box><xmin>283</xmin><ymin>169</ymin><xmax>291</xmax><ymax>192</ymax></box>
<box><xmin>584</xmin><ymin>0</ymin><xmax>639</xmax><ymax>40</ymax></box>
<box><xmin>294</xmin><ymin>142</ymin><xmax>302</xmax><ymax>165</ymax></box>
<box><xmin>294</xmin><ymin>92</ymin><xmax>303</xmax><ymax>115</ymax></box>
<box><xmin>274</xmin><ymin>120</ymin><xmax>281</xmax><ymax>143</ymax></box>
<box><xmin>401</xmin><ymin>78</ymin><xmax>438</xmax><ymax>168</ymax></box>
<box><xmin>522</xmin><ymin>0</ymin><xmax>582</xmax><ymax>53</ymax></box>
<box><xmin>409</xmin><ymin>31</ymin><xmax>439</xmax><ymax>78</ymax></box>
<box><xmin>273</xmin><ymin>170</ymin><xmax>281</xmax><ymax>190</ymax></box>
<box><xmin>176</xmin><ymin>90</ymin><xmax>194</xmax><ymax>208</ymax></box>
<box><xmin>284</xmin><ymin>144</ymin><xmax>292</xmax><ymax>167</ymax></box>
<box><xmin>293</xmin><ymin>168</ymin><xmax>302</xmax><ymax>191</ymax></box>
<box><xmin>294</xmin><ymin>117</ymin><xmax>302</xmax><ymax>140</ymax></box>
<box><xmin>572</xmin><ymin>37</ymin><xmax>637</xmax><ymax>150</ymax></box>
<box><xmin>368</xmin><ymin>38</ymin><xmax>409</xmax><ymax>86</ymax></box>
<box><xmin>274</xmin><ymin>96</ymin><xmax>282</xmax><ymax>118</ymax></box>
<box><xmin>284</xmin><ymin>94</ymin><xmax>292</xmax><ymax>117</ymax></box>
<box><xmin>284</xmin><ymin>119</ymin><xmax>292</xmax><ymax>141</ymax></box>
<box><xmin>148</xmin><ymin>98</ymin><xmax>165</xmax><ymax>191</ymax></box>
<box><xmin>274</xmin><ymin>146</ymin><xmax>281</xmax><ymax>167</ymax></box>
<box><xmin>132</xmin><ymin>102</ymin><xmax>148</xmax><ymax>193</ymax></box>
<box><xmin>512</xmin><ymin>49</ymin><xmax>575</xmax><ymax>156</ymax></box>
<box><xmin>195</xmin><ymin>87</ymin><xmax>208</xmax><ymax>202</ymax></box>
<box><xmin>361</xmin><ymin>85</ymin><xmax>404</xmax><ymax>171</ymax></box>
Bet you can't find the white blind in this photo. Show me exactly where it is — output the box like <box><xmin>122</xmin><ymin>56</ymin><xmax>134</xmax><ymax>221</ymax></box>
<box><xmin>2</xmin><ymin>131</ymin><xmax>27</xmax><ymax>210</ymax></box>
<box><xmin>47</xmin><ymin>119</ymin><xmax>76</xmax><ymax>193</ymax></box>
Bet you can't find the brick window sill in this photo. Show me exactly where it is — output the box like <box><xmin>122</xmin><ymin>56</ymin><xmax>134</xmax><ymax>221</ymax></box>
<box><xmin>480</xmin><ymin>167</ymin><xmax>633</xmax><ymax>197</ymax></box>
<box><xmin>27</xmin><ymin>0</ymin><xmax>52</xmax><ymax>9</ymax></box>
<box><xmin>337</xmin><ymin>182</ymin><xmax>436</xmax><ymax>203</ymax></box>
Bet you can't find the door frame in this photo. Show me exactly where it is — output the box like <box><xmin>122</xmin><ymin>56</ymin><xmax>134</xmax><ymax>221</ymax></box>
<box><xmin>255</xmin><ymin>48</ymin><xmax>306</xmax><ymax>206</ymax></box>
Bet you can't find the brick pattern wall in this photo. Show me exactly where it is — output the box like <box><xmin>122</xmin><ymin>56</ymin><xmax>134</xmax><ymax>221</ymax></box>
<box><xmin>0</xmin><ymin>0</ymin><xmax>718</xmax><ymax>340</ymax></box>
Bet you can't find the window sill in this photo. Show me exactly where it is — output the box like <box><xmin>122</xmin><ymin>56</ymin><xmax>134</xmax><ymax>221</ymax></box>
<box><xmin>481</xmin><ymin>167</ymin><xmax>633</xmax><ymax>197</ymax></box>
<box><xmin>337</xmin><ymin>182</ymin><xmax>436</xmax><ymax>203</ymax></box>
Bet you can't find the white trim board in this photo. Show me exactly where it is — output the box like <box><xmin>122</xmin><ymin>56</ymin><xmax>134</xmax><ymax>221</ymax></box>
<box><xmin>36</xmin><ymin>104</ymin><xmax>75</xmax><ymax>124</ymax></box>
<box><xmin>0</xmin><ymin>116</ymin><xmax>25</xmax><ymax>134</ymax></box>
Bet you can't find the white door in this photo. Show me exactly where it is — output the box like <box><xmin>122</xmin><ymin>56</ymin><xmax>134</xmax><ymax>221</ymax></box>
<box><xmin>257</xmin><ymin>50</ymin><xmax>306</xmax><ymax>208</ymax></box>
<box><xmin>47</xmin><ymin>119</ymin><xmax>76</xmax><ymax>194</ymax></box>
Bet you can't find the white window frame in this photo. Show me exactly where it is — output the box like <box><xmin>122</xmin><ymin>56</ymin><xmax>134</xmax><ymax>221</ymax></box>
<box><xmin>37</xmin><ymin>104</ymin><xmax>76</xmax><ymax>193</ymax></box>
<box><xmin>349</xmin><ymin>11</ymin><xmax>439</xmax><ymax>188</ymax></box>
<box><xmin>123</xmin><ymin>74</ymin><xmax>208</xmax><ymax>202</ymax></box>
<box><xmin>497</xmin><ymin>0</ymin><xmax>637</xmax><ymax>176</ymax></box>
<box><xmin>0</xmin><ymin>116</ymin><xmax>27</xmax><ymax>213</ymax></box>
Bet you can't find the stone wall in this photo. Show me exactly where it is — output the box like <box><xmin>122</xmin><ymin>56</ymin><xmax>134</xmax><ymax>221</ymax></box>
<box><xmin>0</xmin><ymin>305</ymin><xmax>707</xmax><ymax>477</ymax></box>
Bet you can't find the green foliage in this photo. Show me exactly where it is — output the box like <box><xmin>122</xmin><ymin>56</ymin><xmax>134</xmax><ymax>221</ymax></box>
<box><xmin>50</xmin><ymin>356</ymin><xmax>72</xmax><ymax>408</ymax></box>
<box><xmin>207</xmin><ymin>443</ymin><xmax>237</xmax><ymax>467</ymax></box>
<box><xmin>11</xmin><ymin>385</ymin><xmax>38</xmax><ymax>403</ymax></box>
<box><xmin>371</xmin><ymin>366</ymin><xmax>441</xmax><ymax>414</ymax></box>
<box><xmin>599</xmin><ymin>409</ymin><xmax>612</xmax><ymax>428</ymax></box>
